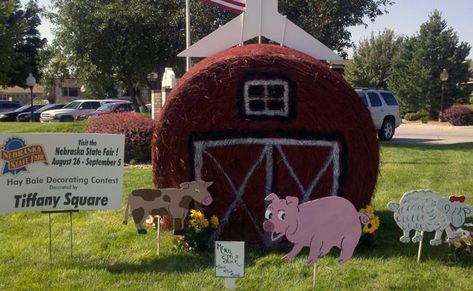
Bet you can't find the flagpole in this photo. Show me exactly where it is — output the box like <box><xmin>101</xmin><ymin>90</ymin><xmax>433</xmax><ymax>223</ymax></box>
<box><xmin>186</xmin><ymin>0</ymin><xmax>191</xmax><ymax>71</ymax></box>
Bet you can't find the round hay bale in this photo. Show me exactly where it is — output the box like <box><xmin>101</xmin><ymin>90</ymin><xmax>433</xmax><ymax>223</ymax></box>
<box><xmin>152</xmin><ymin>44</ymin><xmax>379</xmax><ymax>245</ymax></box>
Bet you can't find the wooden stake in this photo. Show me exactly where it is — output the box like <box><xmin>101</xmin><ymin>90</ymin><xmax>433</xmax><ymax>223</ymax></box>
<box><xmin>417</xmin><ymin>231</ymin><xmax>424</xmax><ymax>264</ymax></box>
<box><xmin>157</xmin><ymin>216</ymin><xmax>161</xmax><ymax>256</ymax></box>
<box><xmin>312</xmin><ymin>263</ymin><xmax>317</xmax><ymax>289</ymax></box>
<box><xmin>225</xmin><ymin>278</ymin><xmax>236</xmax><ymax>289</ymax></box>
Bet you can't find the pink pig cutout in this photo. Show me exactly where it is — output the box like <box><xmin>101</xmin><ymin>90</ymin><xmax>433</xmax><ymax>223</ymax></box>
<box><xmin>262</xmin><ymin>193</ymin><xmax>370</xmax><ymax>264</ymax></box>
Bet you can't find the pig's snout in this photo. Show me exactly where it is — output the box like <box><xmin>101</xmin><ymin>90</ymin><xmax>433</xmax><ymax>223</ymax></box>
<box><xmin>201</xmin><ymin>196</ymin><xmax>213</xmax><ymax>206</ymax></box>
<box><xmin>263</xmin><ymin>220</ymin><xmax>274</xmax><ymax>232</ymax></box>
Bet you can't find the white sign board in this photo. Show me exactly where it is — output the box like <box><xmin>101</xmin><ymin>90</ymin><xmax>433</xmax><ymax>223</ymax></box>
<box><xmin>215</xmin><ymin>241</ymin><xmax>245</xmax><ymax>278</ymax></box>
<box><xmin>0</xmin><ymin>133</ymin><xmax>124</xmax><ymax>212</ymax></box>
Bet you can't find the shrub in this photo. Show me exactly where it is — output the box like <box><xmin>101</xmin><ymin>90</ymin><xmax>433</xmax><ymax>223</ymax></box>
<box><xmin>85</xmin><ymin>113</ymin><xmax>157</xmax><ymax>163</ymax></box>
<box><xmin>470</xmin><ymin>96</ymin><xmax>473</xmax><ymax>105</ymax></box>
<box><xmin>443</xmin><ymin>106</ymin><xmax>473</xmax><ymax>126</ymax></box>
<box><xmin>404</xmin><ymin>110</ymin><xmax>429</xmax><ymax>121</ymax></box>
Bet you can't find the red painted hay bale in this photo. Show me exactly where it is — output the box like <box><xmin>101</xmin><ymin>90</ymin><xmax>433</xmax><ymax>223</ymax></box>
<box><xmin>152</xmin><ymin>44</ymin><xmax>379</xmax><ymax>245</ymax></box>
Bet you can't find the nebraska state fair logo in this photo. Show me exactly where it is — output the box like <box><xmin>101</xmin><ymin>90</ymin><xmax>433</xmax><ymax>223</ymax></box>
<box><xmin>0</xmin><ymin>137</ymin><xmax>49</xmax><ymax>175</ymax></box>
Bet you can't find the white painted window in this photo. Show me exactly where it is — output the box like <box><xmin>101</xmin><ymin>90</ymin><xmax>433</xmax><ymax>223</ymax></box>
<box><xmin>244</xmin><ymin>80</ymin><xmax>289</xmax><ymax>117</ymax></box>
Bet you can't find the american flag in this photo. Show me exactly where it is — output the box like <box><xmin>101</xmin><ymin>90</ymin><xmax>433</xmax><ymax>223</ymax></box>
<box><xmin>200</xmin><ymin>0</ymin><xmax>246</xmax><ymax>13</ymax></box>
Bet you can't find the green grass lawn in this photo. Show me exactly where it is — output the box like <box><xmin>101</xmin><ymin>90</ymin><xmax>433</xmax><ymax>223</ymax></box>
<box><xmin>0</xmin><ymin>121</ymin><xmax>88</xmax><ymax>133</ymax></box>
<box><xmin>1</xmin><ymin>125</ymin><xmax>472</xmax><ymax>290</ymax></box>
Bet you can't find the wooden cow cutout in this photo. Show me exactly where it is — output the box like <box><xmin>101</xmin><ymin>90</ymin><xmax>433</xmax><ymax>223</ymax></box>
<box><xmin>123</xmin><ymin>180</ymin><xmax>213</xmax><ymax>233</ymax></box>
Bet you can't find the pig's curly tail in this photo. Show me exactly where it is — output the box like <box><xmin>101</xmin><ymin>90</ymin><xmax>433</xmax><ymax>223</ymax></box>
<box><xmin>359</xmin><ymin>213</ymin><xmax>370</xmax><ymax>225</ymax></box>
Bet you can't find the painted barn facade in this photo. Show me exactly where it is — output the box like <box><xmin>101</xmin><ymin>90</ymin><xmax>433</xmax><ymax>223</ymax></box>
<box><xmin>152</xmin><ymin>44</ymin><xmax>379</xmax><ymax>245</ymax></box>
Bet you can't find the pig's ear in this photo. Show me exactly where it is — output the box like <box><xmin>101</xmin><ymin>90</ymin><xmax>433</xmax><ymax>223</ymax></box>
<box><xmin>264</xmin><ymin>193</ymin><xmax>279</xmax><ymax>202</ymax></box>
<box><xmin>180</xmin><ymin>182</ymin><xmax>190</xmax><ymax>189</ymax></box>
<box><xmin>286</xmin><ymin>196</ymin><xmax>299</xmax><ymax>206</ymax></box>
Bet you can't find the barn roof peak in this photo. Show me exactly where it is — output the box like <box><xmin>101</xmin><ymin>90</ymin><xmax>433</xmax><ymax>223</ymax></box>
<box><xmin>178</xmin><ymin>0</ymin><xmax>342</xmax><ymax>61</ymax></box>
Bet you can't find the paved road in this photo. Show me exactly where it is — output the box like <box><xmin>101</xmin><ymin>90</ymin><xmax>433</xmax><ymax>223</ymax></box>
<box><xmin>391</xmin><ymin>123</ymin><xmax>473</xmax><ymax>145</ymax></box>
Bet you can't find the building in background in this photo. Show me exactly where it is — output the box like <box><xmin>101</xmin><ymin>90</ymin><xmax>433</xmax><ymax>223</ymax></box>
<box><xmin>0</xmin><ymin>85</ymin><xmax>45</xmax><ymax>104</ymax></box>
<box><xmin>0</xmin><ymin>78</ymin><xmax>86</xmax><ymax>105</ymax></box>
<box><xmin>51</xmin><ymin>78</ymin><xmax>85</xmax><ymax>104</ymax></box>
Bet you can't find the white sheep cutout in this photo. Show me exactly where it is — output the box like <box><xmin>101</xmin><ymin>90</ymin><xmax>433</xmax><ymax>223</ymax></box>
<box><xmin>388</xmin><ymin>190</ymin><xmax>472</xmax><ymax>246</ymax></box>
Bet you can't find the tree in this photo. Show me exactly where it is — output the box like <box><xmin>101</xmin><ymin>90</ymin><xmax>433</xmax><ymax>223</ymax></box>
<box><xmin>0</xmin><ymin>0</ymin><xmax>23</xmax><ymax>86</ymax></box>
<box><xmin>388</xmin><ymin>37</ymin><xmax>431</xmax><ymax>113</ymax></box>
<box><xmin>49</xmin><ymin>0</ymin><xmax>184</xmax><ymax>109</ymax></box>
<box><xmin>280</xmin><ymin>0</ymin><xmax>394</xmax><ymax>57</ymax></box>
<box><xmin>345</xmin><ymin>29</ymin><xmax>403</xmax><ymax>88</ymax></box>
<box><xmin>47</xmin><ymin>0</ymin><xmax>392</xmax><ymax>108</ymax></box>
<box><xmin>8</xmin><ymin>0</ymin><xmax>47</xmax><ymax>87</ymax></box>
<box><xmin>388</xmin><ymin>11</ymin><xmax>471</xmax><ymax>117</ymax></box>
<box><xmin>0</xmin><ymin>0</ymin><xmax>45</xmax><ymax>87</ymax></box>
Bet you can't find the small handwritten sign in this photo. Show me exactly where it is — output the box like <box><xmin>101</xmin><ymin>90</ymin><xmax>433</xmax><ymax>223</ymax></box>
<box><xmin>215</xmin><ymin>241</ymin><xmax>245</xmax><ymax>278</ymax></box>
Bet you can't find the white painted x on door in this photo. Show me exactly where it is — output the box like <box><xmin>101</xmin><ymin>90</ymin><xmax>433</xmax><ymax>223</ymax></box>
<box><xmin>193</xmin><ymin>137</ymin><xmax>341</xmax><ymax>246</ymax></box>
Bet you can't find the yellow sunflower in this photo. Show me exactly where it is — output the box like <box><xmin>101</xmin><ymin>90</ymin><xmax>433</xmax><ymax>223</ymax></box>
<box><xmin>190</xmin><ymin>209</ymin><xmax>205</xmax><ymax>220</ymax></box>
<box><xmin>365</xmin><ymin>205</ymin><xmax>374</xmax><ymax>214</ymax></box>
<box><xmin>363</xmin><ymin>215</ymin><xmax>380</xmax><ymax>234</ymax></box>
<box><xmin>201</xmin><ymin>217</ymin><xmax>210</xmax><ymax>228</ymax></box>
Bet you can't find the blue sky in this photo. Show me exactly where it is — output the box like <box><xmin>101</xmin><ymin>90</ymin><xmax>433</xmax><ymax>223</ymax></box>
<box><xmin>348</xmin><ymin>0</ymin><xmax>473</xmax><ymax>58</ymax></box>
<box><xmin>28</xmin><ymin>0</ymin><xmax>473</xmax><ymax>59</ymax></box>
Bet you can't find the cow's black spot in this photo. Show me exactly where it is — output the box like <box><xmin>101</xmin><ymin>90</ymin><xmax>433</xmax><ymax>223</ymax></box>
<box><xmin>179</xmin><ymin>196</ymin><xmax>193</xmax><ymax>209</ymax></box>
<box><xmin>163</xmin><ymin>195</ymin><xmax>171</xmax><ymax>203</ymax></box>
<box><xmin>132</xmin><ymin>189</ymin><xmax>161</xmax><ymax>201</ymax></box>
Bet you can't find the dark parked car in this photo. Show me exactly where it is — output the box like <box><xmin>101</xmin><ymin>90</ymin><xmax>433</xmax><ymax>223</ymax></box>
<box><xmin>16</xmin><ymin>103</ymin><xmax>65</xmax><ymax>122</ymax></box>
<box><xmin>0</xmin><ymin>101</ymin><xmax>22</xmax><ymax>113</ymax></box>
<box><xmin>0</xmin><ymin>104</ymin><xmax>44</xmax><ymax>122</ymax></box>
<box><xmin>77</xmin><ymin>101</ymin><xmax>135</xmax><ymax>120</ymax></box>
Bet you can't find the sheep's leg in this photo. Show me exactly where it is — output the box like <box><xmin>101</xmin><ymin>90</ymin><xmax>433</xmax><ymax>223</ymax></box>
<box><xmin>429</xmin><ymin>230</ymin><xmax>443</xmax><ymax>246</ymax></box>
<box><xmin>445</xmin><ymin>227</ymin><xmax>455</xmax><ymax>243</ymax></box>
<box><xmin>400</xmin><ymin>230</ymin><xmax>411</xmax><ymax>243</ymax></box>
<box><xmin>412</xmin><ymin>231</ymin><xmax>423</xmax><ymax>243</ymax></box>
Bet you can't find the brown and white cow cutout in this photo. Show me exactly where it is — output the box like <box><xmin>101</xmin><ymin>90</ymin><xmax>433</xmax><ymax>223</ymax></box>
<box><xmin>123</xmin><ymin>180</ymin><xmax>213</xmax><ymax>234</ymax></box>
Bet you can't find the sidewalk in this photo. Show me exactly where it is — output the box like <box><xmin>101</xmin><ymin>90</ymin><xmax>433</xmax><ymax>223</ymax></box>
<box><xmin>392</xmin><ymin>121</ymin><xmax>473</xmax><ymax>144</ymax></box>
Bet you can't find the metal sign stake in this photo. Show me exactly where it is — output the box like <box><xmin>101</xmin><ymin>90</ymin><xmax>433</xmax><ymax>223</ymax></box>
<box><xmin>42</xmin><ymin>210</ymin><xmax>79</xmax><ymax>259</ymax></box>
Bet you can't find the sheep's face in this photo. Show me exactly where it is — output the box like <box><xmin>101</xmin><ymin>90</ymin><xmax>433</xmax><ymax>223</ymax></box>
<box><xmin>438</xmin><ymin>199</ymin><xmax>473</xmax><ymax>227</ymax></box>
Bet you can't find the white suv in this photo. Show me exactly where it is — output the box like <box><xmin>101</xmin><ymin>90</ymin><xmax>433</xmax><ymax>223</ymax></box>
<box><xmin>40</xmin><ymin>100</ymin><xmax>108</xmax><ymax>122</ymax></box>
<box><xmin>355</xmin><ymin>89</ymin><xmax>401</xmax><ymax>141</ymax></box>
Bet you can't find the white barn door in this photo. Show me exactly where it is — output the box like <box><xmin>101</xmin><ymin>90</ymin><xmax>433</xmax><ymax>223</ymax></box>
<box><xmin>193</xmin><ymin>137</ymin><xmax>341</xmax><ymax>246</ymax></box>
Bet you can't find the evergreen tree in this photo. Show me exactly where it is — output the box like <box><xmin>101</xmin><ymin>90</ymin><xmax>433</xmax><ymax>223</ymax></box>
<box><xmin>9</xmin><ymin>0</ymin><xmax>47</xmax><ymax>87</ymax></box>
<box><xmin>388</xmin><ymin>37</ymin><xmax>431</xmax><ymax>113</ymax></box>
<box><xmin>0</xmin><ymin>0</ymin><xmax>23</xmax><ymax>86</ymax></box>
<box><xmin>388</xmin><ymin>11</ymin><xmax>471</xmax><ymax>117</ymax></box>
